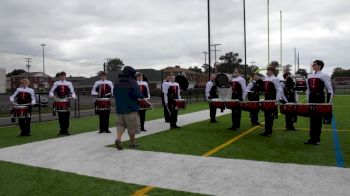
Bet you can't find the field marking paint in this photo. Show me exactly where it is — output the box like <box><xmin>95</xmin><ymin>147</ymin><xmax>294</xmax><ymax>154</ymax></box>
<box><xmin>131</xmin><ymin>186</ymin><xmax>154</xmax><ymax>196</ymax></box>
<box><xmin>202</xmin><ymin>125</ymin><xmax>263</xmax><ymax>157</ymax></box>
<box><xmin>331</xmin><ymin>117</ymin><xmax>345</xmax><ymax>167</ymax></box>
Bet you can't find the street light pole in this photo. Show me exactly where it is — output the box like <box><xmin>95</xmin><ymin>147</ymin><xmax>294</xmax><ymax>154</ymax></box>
<box><xmin>41</xmin><ymin>43</ymin><xmax>46</xmax><ymax>90</ymax></box>
<box><xmin>207</xmin><ymin>0</ymin><xmax>212</xmax><ymax>80</ymax></box>
<box><xmin>243</xmin><ymin>0</ymin><xmax>247</xmax><ymax>80</ymax></box>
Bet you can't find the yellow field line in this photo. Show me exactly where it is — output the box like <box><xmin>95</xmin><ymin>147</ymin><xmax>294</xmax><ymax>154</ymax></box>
<box><xmin>202</xmin><ymin>124</ymin><xmax>263</xmax><ymax>157</ymax></box>
<box><xmin>131</xmin><ymin>186</ymin><xmax>154</xmax><ymax>196</ymax></box>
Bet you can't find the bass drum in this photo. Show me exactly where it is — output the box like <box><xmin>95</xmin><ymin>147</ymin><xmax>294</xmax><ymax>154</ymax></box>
<box><xmin>175</xmin><ymin>75</ymin><xmax>189</xmax><ymax>91</ymax></box>
<box><xmin>215</xmin><ymin>73</ymin><xmax>233</xmax><ymax>88</ymax></box>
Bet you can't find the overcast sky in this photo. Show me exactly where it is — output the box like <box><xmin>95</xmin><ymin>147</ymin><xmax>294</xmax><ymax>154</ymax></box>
<box><xmin>0</xmin><ymin>0</ymin><xmax>349</xmax><ymax>77</ymax></box>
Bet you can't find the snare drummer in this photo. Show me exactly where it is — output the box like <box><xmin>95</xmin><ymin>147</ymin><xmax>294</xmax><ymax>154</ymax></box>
<box><xmin>260</xmin><ymin>66</ymin><xmax>287</xmax><ymax>136</ymax></box>
<box><xmin>205</xmin><ymin>73</ymin><xmax>218</xmax><ymax>123</ymax></box>
<box><xmin>304</xmin><ymin>60</ymin><xmax>333</xmax><ymax>145</ymax></box>
<box><xmin>91</xmin><ymin>71</ymin><xmax>114</xmax><ymax>133</ymax></box>
<box><xmin>163</xmin><ymin>73</ymin><xmax>181</xmax><ymax>129</ymax></box>
<box><xmin>161</xmin><ymin>74</ymin><xmax>171</xmax><ymax>123</ymax></box>
<box><xmin>136</xmin><ymin>72</ymin><xmax>150</xmax><ymax>131</ymax></box>
<box><xmin>10</xmin><ymin>78</ymin><xmax>36</xmax><ymax>136</ymax></box>
<box><xmin>246</xmin><ymin>73</ymin><xmax>262</xmax><ymax>126</ymax></box>
<box><xmin>281</xmin><ymin>72</ymin><xmax>297</xmax><ymax>131</ymax></box>
<box><xmin>49</xmin><ymin>71</ymin><xmax>77</xmax><ymax>135</ymax></box>
<box><xmin>228</xmin><ymin>68</ymin><xmax>247</xmax><ymax>131</ymax></box>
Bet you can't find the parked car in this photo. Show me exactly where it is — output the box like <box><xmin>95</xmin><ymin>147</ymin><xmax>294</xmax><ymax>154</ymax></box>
<box><xmin>34</xmin><ymin>95</ymin><xmax>49</xmax><ymax>107</ymax></box>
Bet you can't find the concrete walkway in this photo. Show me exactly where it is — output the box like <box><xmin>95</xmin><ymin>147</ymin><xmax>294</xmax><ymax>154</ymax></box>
<box><xmin>0</xmin><ymin>109</ymin><xmax>349</xmax><ymax>196</ymax></box>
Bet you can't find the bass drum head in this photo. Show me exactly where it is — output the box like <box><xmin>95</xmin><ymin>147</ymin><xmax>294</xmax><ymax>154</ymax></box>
<box><xmin>175</xmin><ymin>75</ymin><xmax>189</xmax><ymax>91</ymax></box>
<box><xmin>215</xmin><ymin>73</ymin><xmax>232</xmax><ymax>88</ymax></box>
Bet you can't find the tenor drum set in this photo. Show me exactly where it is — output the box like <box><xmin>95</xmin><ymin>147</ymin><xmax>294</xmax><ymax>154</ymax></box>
<box><xmin>280</xmin><ymin>103</ymin><xmax>332</xmax><ymax>117</ymax></box>
<box><xmin>210</xmin><ymin>99</ymin><xmax>333</xmax><ymax>117</ymax></box>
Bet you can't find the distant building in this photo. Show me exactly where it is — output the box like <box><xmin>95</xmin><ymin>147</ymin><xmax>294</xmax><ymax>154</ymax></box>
<box><xmin>162</xmin><ymin>65</ymin><xmax>207</xmax><ymax>88</ymax></box>
<box><xmin>0</xmin><ymin>68</ymin><xmax>5</xmax><ymax>94</ymax></box>
<box><xmin>9</xmin><ymin>72</ymin><xmax>52</xmax><ymax>91</ymax></box>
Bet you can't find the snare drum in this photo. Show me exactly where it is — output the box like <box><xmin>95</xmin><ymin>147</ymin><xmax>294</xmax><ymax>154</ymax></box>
<box><xmin>240</xmin><ymin>101</ymin><xmax>260</xmax><ymax>111</ymax></box>
<box><xmin>12</xmin><ymin>105</ymin><xmax>29</xmax><ymax>118</ymax></box>
<box><xmin>210</xmin><ymin>99</ymin><xmax>226</xmax><ymax>108</ymax></box>
<box><xmin>225</xmin><ymin>99</ymin><xmax>240</xmax><ymax>109</ymax></box>
<box><xmin>53</xmin><ymin>99</ymin><xmax>70</xmax><ymax>112</ymax></box>
<box><xmin>95</xmin><ymin>98</ymin><xmax>111</xmax><ymax>111</ymax></box>
<box><xmin>295</xmin><ymin>103</ymin><xmax>311</xmax><ymax>117</ymax></box>
<box><xmin>174</xmin><ymin>99</ymin><xmax>186</xmax><ymax>110</ymax></box>
<box><xmin>138</xmin><ymin>99</ymin><xmax>151</xmax><ymax>110</ymax></box>
<box><xmin>280</xmin><ymin>103</ymin><xmax>296</xmax><ymax>114</ymax></box>
<box><xmin>313</xmin><ymin>103</ymin><xmax>332</xmax><ymax>115</ymax></box>
<box><xmin>260</xmin><ymin>100</ymin><xmax>276</xmax><ymax>111</ymax></box>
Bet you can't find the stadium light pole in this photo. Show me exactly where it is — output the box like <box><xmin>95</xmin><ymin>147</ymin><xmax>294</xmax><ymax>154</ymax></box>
<box><xmin>41</xmin><ymin>43</ymin><xmax>46</xmax><ymax>90</ymax></box>
<box><xmin>267</xmin><ymin>0</ymin><xmax>270</xmax><ymax>65</ymax></box>
<box><xmin>243</xmin><ymin>0</ymin><xmax>247</xmax><ymax>80</ymax></box>
<box><xmin>280</xmin><ymin>11</ymin><xmax>283</xmax><ymax>67</ymax></box>
<box><xmin>207</xmin><ymin>0</ymin><xmax>212</xmax><ymax>80</ymax></box>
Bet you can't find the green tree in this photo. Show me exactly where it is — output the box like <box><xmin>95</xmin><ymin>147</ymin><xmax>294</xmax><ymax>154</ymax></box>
<box><xmin>331</xmin><ymin>67</ymin><xmax>350</xmax><ymax>79</ymax></box>
<box><xmin>189</xmin><ymin>66</ymin><xmax>203</xmax><ymax>73</ymax></box>
<box><xmin>217</xmin><ymin>52</ymin><xmax>242</xmax><ymax>73</ymax></box>
<box><xmin>106</xmin><ymin>58</ymin><xmax>124</xmax><ymax>72</ymax></box>
<box><xmin>269</xmin><ymin>61</ymin><xmax>281</xmax><ymax>76</ymax></box>
<box><xmin>6</xmin><ymin>69</ymin><xmax>26</xmax><ymax>77</ymax></box>
<box><xmin>201</xmin><ymin>64</ymin><xmax>215</xmax><ymax>73</ymax></box>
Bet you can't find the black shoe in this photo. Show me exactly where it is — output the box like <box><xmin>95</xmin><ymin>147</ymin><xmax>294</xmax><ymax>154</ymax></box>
<box><xmin>259</xmin><ymin>132</ymin><xmax>270</xmax><ymax>137</ymax></box>
<box><xmin>286</xmin><ymin>127</ymin><xmax>296</xmax><ymax>131</ymax></box>
<box><xmin>171</xmin><ymin>125</ymin><xmax>181</xmax><ymax>128</ymax></box>
<box><xmin>98</xmin><ymin>131</ymin><xmax>103</xmax><ymax>134</ymax></box>
<box><xmin>227</xmin><ymin>126</ymin><xmax>236</xmax><ymax>131</ymax></box>
<box><xmin>115</xmin><ymin>139</ymin><xmax>123</xmax><ymax>150</ymax></box>
<box><xmin>304</xmin><ymin>140</ymin><xmax>313</xmax><ymax>144</ymax></box>
<box><xmin>105</xmin><ymin>130</ymin><xmax>112</xmax><ymax>133</ymax></box>
<box><xmin>141</xmin><ymin>129</ymin><xmax>147</xmax><ymax>132</ymax></box>
<box><xmin>129</xmin><ymin>142</ymin><xmax>139</xmax><ymax>148</ymax></box>
<box><xmin>211</xmin><ymin>120</ymin><xmax>218</xmax><ymax>123</ymax></box>
<box><xmin>304</xmin><ymin>140</ymin><xmax>320</xmax><ymax>145</ymax></box>
<box><xmin>252</xmin><ymin>122</ymin><xmax>261</xmax><ymax>126</ymax></box>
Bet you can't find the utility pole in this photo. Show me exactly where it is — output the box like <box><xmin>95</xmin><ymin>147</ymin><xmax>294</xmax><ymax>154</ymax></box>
<box><xmin>250</xmin><ymin>60</ymin><xmax>256</xmax><ymax>66</ymax></box>
<box><xmin>202</xmin><ymin>52</ymin><xmax>208</xmax><ymax>65</ymax></box>
<box><xmin>207</xmin><ymin>0</ymin><xmax>211</xmax><ymax>80</ymax></box>
<box><xmin>210</xmin><ymin>43</ymin><xmax>221</xmax><ymax>73</ymax></box>
<box><xmin>41</xmin><ymin>43</ymin><xmax>46</xmax><ymax>90</ymax></box>
<box><xmin>297</xmin><ymin>52</ymin><xmax>300</xmax><ymax>70</ymax></box>
<box><xmin>294</xmin><ymin>48</ymin><xmax>297</xmax><ymax>74</ymax></box>
<box><xmin>25</xmin><ymin>58</ymin><xmax>32</xmax><ymax>79</ymax></box>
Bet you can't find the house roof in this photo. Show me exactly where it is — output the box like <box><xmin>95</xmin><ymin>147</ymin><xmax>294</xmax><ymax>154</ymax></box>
<box><xmin>12</xmin><ymin>72</ymin><xmax>51</xmax><ymax>78</ymax></box>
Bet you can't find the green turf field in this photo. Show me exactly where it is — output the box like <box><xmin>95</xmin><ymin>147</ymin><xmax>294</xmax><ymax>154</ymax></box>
<box><xmin>0</xmin><ymin>102</ymin><xmax>209</xmax><ymax>196</ymax></box>
<box><xmin>121</xmin><ymin>95</ymin><xmax>349</xmax><ymax>168</ymax></box>
<box><xmin>0</xmin><ymin>161</ymin><xmax>206</xmax><ymax>196</ymax></box>
<box><xmin>0</xmin><ymin>102</ymin><xmax>208</xmax><ymax>148</ymax></box>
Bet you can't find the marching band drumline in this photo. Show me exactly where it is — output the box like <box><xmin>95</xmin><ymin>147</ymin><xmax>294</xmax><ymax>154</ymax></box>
<box><xmin>9</xmin><ymin>62</ymin><xmax>333</xmax><ymax>146</ymax></box>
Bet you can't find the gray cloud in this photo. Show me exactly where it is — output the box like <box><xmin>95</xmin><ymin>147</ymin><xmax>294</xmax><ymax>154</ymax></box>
<box><xmin>0</xmin><ymin>0</ymin><xmax>349</xmax><ymax>77</ymax></box>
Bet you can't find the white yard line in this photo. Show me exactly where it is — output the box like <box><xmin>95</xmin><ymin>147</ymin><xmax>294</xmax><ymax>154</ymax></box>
<box><xmin>0</xmin><ymin>109</ymin><xmax>349</xmax><ymax>196</ymax></box>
